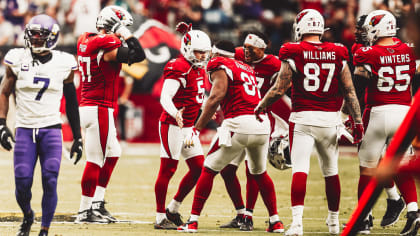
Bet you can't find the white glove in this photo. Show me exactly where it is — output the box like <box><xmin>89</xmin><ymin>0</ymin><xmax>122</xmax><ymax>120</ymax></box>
<box><xmin>184</xmin><ymin>127</ymin><xmax>199</xmax><ymax>148</ymax></box>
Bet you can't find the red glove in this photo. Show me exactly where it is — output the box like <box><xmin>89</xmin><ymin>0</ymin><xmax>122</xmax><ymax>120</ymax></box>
<box><xmin>353</xmin><ymin>123</ymin><xmax>364</xmax><ymax>144</ymax></box>
<box><xmin>344</xmin><ymin>115</ymin><xmax>354</xmax><ymax>131</ymax></box>
<box><xmin>175</xmin><ymin>22</ymin><xmax>192</xmax><ymax>35</ymax></box>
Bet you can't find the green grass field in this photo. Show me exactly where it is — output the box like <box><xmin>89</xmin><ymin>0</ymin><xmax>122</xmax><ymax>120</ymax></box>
<box><xmin>0</xmin><ymin>144</ymin><xmax>415</xmax><ymax>235</ymax></box>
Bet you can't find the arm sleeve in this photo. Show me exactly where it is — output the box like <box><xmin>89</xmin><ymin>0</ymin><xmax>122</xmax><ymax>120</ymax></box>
<box><xmin>116</xmin><ymin>37</ymin><xmax>146</xmax><ymax>65</ymax></box>
<box><xmin>160</xmin><ymin>79</ymin><xmax>181</xmax><ymax>119</ymax></box>
<box><xmin>63</xmin><ymin>83</ymin><xmax>81</xmax><ymax>139</ymax></box>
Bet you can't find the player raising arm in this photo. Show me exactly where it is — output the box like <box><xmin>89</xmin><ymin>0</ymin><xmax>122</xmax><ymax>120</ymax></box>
<box><xmin>255</xmin><ymin>9</ymin><xmax>363</xmax><ymax>235</ymax></box>
<box><xmin>75</xmin><ymin>5</ymin><xmax>145</xmax><ymax>224</ymax></box>
<box><xmin>0</xmin><ymin>14</ymin><xmax>82</xmax><ymax>236</ymax></box>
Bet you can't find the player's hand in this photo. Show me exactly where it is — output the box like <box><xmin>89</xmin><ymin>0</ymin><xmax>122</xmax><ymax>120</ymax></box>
<box><xmin>344</xmin><ymin>115</ymin><xmax>354</xmax><ymax>131</ymax></box>
<box><xmin>104</xmin><ymin>17</ymin><xmax>131</xmax><ymax>38</ymax></box>
<box><xmin>175</xmin><ymin>22</ymin><xmax>192</xmax><ymax>35</ymax></box>
<box><xmin>353</xmin><ymin>123</ymin><xmax>364</xmax><ymax>144</ymax></box>
<box><xmin>176</xmin><ymin>107</ymin><xmax>185</xmax><ymax>128</ymax></box>
<box><xmin>0</xmin><ymin>119</ymin><xmax>14</xmax><ymax>151</ymax></box>
<box><xmin>184</xmin><ymin>127</ymin><xmax>199</xmax><ymax>148</ymax></box>
<box><xmin>254</xmin><ymin>103</ymin><xmax>264</xmax><ymax>122</ymax></box>
<box><xmin>70</xmin><ymin>138</ymin><xmax>83</xmax><ymax>165</ymax></box>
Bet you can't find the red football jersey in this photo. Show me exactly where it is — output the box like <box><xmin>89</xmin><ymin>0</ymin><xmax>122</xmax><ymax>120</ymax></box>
<box><xmin>279</xmin><ymin>41</ymin><xmax>349</xmax><ymax>112</ymax></box>
<box><xmin>159</xmin><ymin>56</ymin><xmax>205</xmax><ymax>127</ymax></box>
<box><xmin>353</xmin><ymin>41</ymin><xmax>416</xmax><ymax>108</ymax></box>
<box><xmin>351</xmin><ymin>43</ymin><xmax>364</xmax><ymax>55</ymax></box>
<box><xmin>77</xmin><ymin>33</ymin><xmax>122</xmax><ymax>108</ymax></box>
<box><xmin>235</xmin><ymin>47</ymin><xmax>291</xmax><ymax>122</ymax></box>
<box><xmin>207</xmin><ymin>56</ymin><xmax>260</xmax><ymax>119</ymax></box>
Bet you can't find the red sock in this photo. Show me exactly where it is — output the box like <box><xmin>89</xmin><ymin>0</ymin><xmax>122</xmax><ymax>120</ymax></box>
<box><xmin>155</xmin><ymin>158</ymin><xmax>178</xmax><ymax>213</ymax></box>
<box><xmin>98</xmin><ymin>157</ymin><xmax>119</xmax><ymax>188</ymax></box>
<box><xmin>173</xmin><ymin>155</ymin><xmax>204</xmax><ymax>202</ymax></box>
<box><xmin>358</xmin><ymin>175</ymin><xmax>372</xmax><ymax>200</ymax></box>
<box><xmin>325</xmin><ymin>175</ymin><xmax>341</xmax><ymax>212</ymax></box>
<box><xmin>245</xmin><ymin>160</ymin><xmax>259</xmax><ymax>211</ymax></box>
<box><xmin>191</xmin><ymin>167</ymin><xmax>217</xmax><ymax>216</ymax></box>
<box><xmin>220</xmin><ymin>164</ymin><xmax>244</xmax><ymax>209</ymax></box>
<box><xmin>81</xmin><ymin>162</ymin><xmax>101</xmax><ymax>197</ymax></box>
<box><xmin>395</xmin><ymin>172</ymin><xmax>418</xmax><ymax>205</ymax></box>
<box><xmin>291</xmin><ymin>172</ymin><xmax>307</xmax><ymax>206</ymax></box>
<box><xmin>254</xmin><ymin>171</ymin><xmax>278</xmax><ymax>216</ymax></box>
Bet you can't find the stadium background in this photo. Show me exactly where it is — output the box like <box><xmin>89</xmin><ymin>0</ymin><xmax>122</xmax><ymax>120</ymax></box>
<box><xmin>0</xmin><ymin>0</ymin><xmax>418</xmax><ymax>144</ymax></box>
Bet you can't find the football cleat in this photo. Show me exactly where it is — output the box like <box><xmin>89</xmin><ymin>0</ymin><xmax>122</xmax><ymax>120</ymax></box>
<box><xmin>219</xmin><ymin>214</ymin><xmax>243</xmax><ymax>228</ymax></box>
<box><xmin>381</xmin><ymin>197</ymin><xmax>405</xmax><ymax>227</ymax></box>
<box><xmin>74</xmin><ymin>209</ymin><xmax>109</xmax><ymax>224</ymax></box>
<box><xmin>154</xmin><ymin>218</ymin><xmax>177</xmax><ymax>230</ymax></box>
<box><xmin>326</xmin><ymin>217</ymin><xmax>340</xmax><ymax>235</ymax></box>
<box><xmin>266</xmin><ymin>220</ymin><xmax>284</xmax><ymax>233</ymax></box>
<box><xmin>285</xmin><ymin>223</ymin><xmax>303</xmax><ymax>236</ymax></box>
<box><xmin>92</xmin><ymin>201</ymin><xmax>117</xmax><ymax>223</ymax></box>
<box><xmin>239</xmin><ymin>215</ymin><xmax>253</xmax><ymax>231</ymax></box>
<box><xmin>177</xmin><ymin>220</ymin><xmax>198</xmax><ymax>233</ymax></box>
<box><xmin>357</xmin><ymin>219</ymin><xmax>371</xmax><ymax>235</ymax></box>
<box><xmin>400</xmin><ymin>211</ymin><xmax>420</xmax><ymax>236</ymax></box>
<box><xmin>38</xmin><ymin>229</ymin><xmax>48</xmax><ymax>236</ymax></box>
<box><xmin>16</xmin><ymin>210</ymin><xmax>34</xmax><ymax>236</ymax></box>
<box><xmin>166</xmin><ymin>208</ymin><xmax>183</xmax><ymax>226</ymax></box>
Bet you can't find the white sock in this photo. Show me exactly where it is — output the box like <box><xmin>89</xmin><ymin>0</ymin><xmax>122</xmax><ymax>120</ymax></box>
<box><xmin>328</xmin><ymin>210</ymin><xmax>339</xmax><ymax>221</ymax></box>
<box><xmin>237</xmin><ymin>208</ymin><xmax>246</xmax><ymax>215</ymax></box>
<box><xmin>79</xmin><ymin>195</ymin><xmax>93</xmax><ymax>212</ymax></box>
<box><xmin>269</xmin><ymin>214</ymin><xmax>280</xmax><ymax>224</ymax></box>
<box><xmin>245</xmin><ymin>210</ymin><xmax>253</xmax><ymax>217</ymax></box>
<box><xmin>365</xmin><ymin>211</ymin><xmax>372</xmax><ymax>221</ymax></box>
<box><xmin>167</xmin><ymin>199</ymin><xmax>182</xmax><ymax>213</ymax></box>
<box><xmin>291</xmin><ymin>205</ymin><xmax>304</xmax><ymax>225</ymax></box>
<box><xmin>190</xmin><ymin>214</ymin><xmax>199</xmax><ymax>222</ymax></box>
<box><xmin>385</xmin><ymin>186</ymin><xmax>400</xmax><ymax>201</ymax></box>
<box><xmin>92</xmin><ymin>186</ymin><xmax>106</xmax><ymax>202</ymax></box>
<box><xmin>156</xmin><ymin>212</ymin><xmax>166</xmax><ymax>223</ymax></box>
<box><xmin>407</xmin><ymin>202</ymin><xmax>418</xmax><ymax>212</ymax></box>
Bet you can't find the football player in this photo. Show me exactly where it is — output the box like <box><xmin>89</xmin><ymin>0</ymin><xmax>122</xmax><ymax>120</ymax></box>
<box><xmin>153</xmin><ymin>22</ymin><xmax>211</xmax><ymax>229</ymax></box>
<box><xmin>255</xmin><ymin>9</ymin><xmax>363</xmax><ymax>235</ymax></box>
<box><xmin>353</xmin><ymin>10</ymin><xmax>418</xmax><ymax>235</ymax></box>
<box><xmin>0</xmin><ymin>14</ymin><xmax>83</xmax><ymax>236</ymax></box>
<box><xmin>178</xmin><ymin>40</ymin><xmax>284</xmax><ymax>233</ymax></box>
<box><xmin>75</xmin><ymin>5</ymin><xmax>145</xmax><ymax>223</ymax></box>
<box><xmin>219</xmin><ymin>31</ymin><xmax>291</xmax><ymax>231</ymax></box>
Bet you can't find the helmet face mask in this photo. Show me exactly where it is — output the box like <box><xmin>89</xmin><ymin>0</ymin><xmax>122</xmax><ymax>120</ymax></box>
<box><xmin>355</xmin><ymin>15</ymin><xmax>368</xmax><ymax>45</ymax></box>
<box><xmin>293</xmin><ymin>9</ymin><xmax>325</xmax><ymax>42</ymax></box>
<box><xmin>268</xmin><ymin>137</ymin><xmax>291</xmax><ymax>170</ymax></box>
<box><xmin>24</xmin><ymin>14</ymin><xmax>60</xmax><ymax>54</ymax></box>
<box><xmin>363</xmin><ymin>10</ymin><xmax>397</xmax><ymax>46</ymax></box>
<box><xmin>180</xmin><ymin>30</ymin><xmax>211</xmax><ymax>68</ymax></box>
<box><xmin>96</xmin><ymin>5</ymin><xmax>133</xmax><ymax>33</ymax></box>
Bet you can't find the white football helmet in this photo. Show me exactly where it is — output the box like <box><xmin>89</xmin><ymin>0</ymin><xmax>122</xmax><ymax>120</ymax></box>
<box><xmin>96</xmin><ymin>5</ymin><xmax>133</xmax><ymax>32</ymax></box>
<box><xmin>363</xmin><ymin>10</ymin><xmax>397</xmax><ymax>45</ymax></box>
<box><xmin>293</xmin><ymin>9</ymin><xmax>325</xmax><ymax>42</ymax></box>
<box><xmin>180</xmin><ymin>30</ymin><xmax>211</xmax><ymax>68</ymax></box>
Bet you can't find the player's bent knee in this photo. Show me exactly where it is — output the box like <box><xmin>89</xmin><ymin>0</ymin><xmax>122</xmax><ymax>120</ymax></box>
<box><xmin>14</xmin><ymin>164</ymin><xmax>33</xmax><ymax>178</ymax></box>
<box><xmin>43</xmin><ymin>158</ymin><xmax>61</xmax><ymax>175</ymax></box>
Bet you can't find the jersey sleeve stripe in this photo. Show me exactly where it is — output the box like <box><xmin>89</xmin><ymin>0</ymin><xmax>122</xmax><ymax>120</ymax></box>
<box><xmin>219</xmin><ymin>65</ymin><xmax>234</xmax><ymax>81</ymax></box>
<box><xmin>4</xmin><ymin>60</ymin><xmax>13</xmax><ymax>65</ymax></box>
<box><xmin>341</xmin><ymin>60</ymin><xmax>347</xmax><ymax>72</ymax></box>
<box><xmin>286</xmin><ymin>59</ymin><xmax>297</xmax><ymax>72</ymax></box>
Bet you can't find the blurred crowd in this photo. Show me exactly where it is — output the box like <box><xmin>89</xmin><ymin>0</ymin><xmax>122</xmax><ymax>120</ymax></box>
<box><xmin>0</xmin><ymin>0</ymin><xmax>419</xmax><ymax>54</ymax></box>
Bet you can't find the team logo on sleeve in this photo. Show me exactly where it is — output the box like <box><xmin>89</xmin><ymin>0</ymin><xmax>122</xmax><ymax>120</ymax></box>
<box><xmin>296</xmin><ymin>11</ymin><xmax>308</xmax><ymax>23</ymax></box>
<box><xmin>369</xmin><ymin>14</ymin><xmax>385</xmax><ymax>26</ymax></box>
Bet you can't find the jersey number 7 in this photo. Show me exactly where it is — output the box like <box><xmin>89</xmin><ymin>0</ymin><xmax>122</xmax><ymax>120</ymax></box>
<box><xmin>34</xmin><ymin>77</ymin><xmax>50</xmax><ymax>100</ymax></box>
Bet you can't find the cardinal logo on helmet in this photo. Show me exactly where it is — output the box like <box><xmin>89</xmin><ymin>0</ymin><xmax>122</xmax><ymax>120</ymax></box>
<box><xmin>370</xmin><ymin>14</ymin><xmax>385</xmax><ymax>26</ymax></box>
<box><xmin>184</xmin><ymin>33</ymin><xmax>191</xmax><ymax>46</ymax></box>
<box><xmin>112</xmin><ymin>8</ymin><xmax>125</xmax><ymax>20</ymax></box>
<box><xmin>296</xmin><ymin>11</ymin><xmax>309</xmax><ymax>24</ymax></box>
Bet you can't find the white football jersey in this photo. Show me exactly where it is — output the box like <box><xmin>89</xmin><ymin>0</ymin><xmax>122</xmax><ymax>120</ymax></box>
<box><xmin>4</xmin><ymin>48</ymin><xmax>77</xmax><ymax>128</ymax></box>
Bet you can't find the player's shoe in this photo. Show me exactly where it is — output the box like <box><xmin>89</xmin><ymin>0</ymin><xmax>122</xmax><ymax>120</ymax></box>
<box><xmin>154</xmin><ymin>218</ymin><xmax>177</xmax><ymax>230</ymax></box>
<box><xmin>266</xmin><ymin>220</ymin><xmax>284</xmax><ymax>233</ymax></box>
<box><xmin>381</xmin><ymin>197</ymin><xmax>405</xmax><ymax>227</ymax></box>
<box><xmin>357</xmin><ymin>219</ymin><xmax>371</xmax><ymax>235</ymax></box>
<box><xmin>239</xmin><ymin>215</ymin><xmax>253</xmax><ymax>231</ymax></box>
<box><xmin>166</xmin><ymin>208</ymin><xmax>183</xmax><ymax>226</ymax></box>
<box><xmin>74</xmin><ymin>209</ymin><xmax>109</xmax><ymax>224</ymax></box>
<box><xmin>400</xmin><ymin>211</ymin><xmax>420</xmax><ymax>236</ymax></box>
<box><xmin>177</xmin><ymin>220</ymin><xmax>198</xmax><ymax>233</ymax></box>
<box><xmin>16</xmin><ymin>210</ymin><xmax>34</xmax><ymax>236</ymax></box>
<box><xmin>219</xmin><ymin>214</ymin><xmax>243</xmax><ymax>228</ymax></box>
<box><xmin>285</xmin><ymin>223</ymin><xmax>303</xmax><ymax>236</ymax></box>
<box><xmin>92</xmin><ymin>201</ymin><xmax>117</xmax><ymax>222</ymax></box>
<box><xmin>38</xmin><ymin>229</ymin><xmax>48</xmax><ymax>236</ymax></box>
<box><xmin>326</xmin><ymin>216</ymin><xmax>340</xmax><ymax>235</ymax></box>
